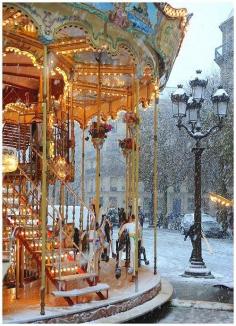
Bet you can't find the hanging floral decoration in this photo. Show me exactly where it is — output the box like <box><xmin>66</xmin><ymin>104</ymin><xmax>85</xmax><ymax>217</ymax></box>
<box><xmin>118</xmin><ymin>137</ymin><xmax>137</xmax><ymax>156</ymax></box>
<box><xmin>89</xmin><ymin>121</ymin><xmax>113</xmax><ymax>149</ymax></box>
<box><xmin>89</xmin><ymin>121</ymin><xmax>113</xmax><ymax>138</ymax></box>
<box><xmin>123</xmin><ymin>112</ymin><xmax>139</xmax><ymax>132</ymax></box>
<box><xmin>123</xmin><ymin>112</ymin><xmax>139</xmax><ymax>126</ymax></box>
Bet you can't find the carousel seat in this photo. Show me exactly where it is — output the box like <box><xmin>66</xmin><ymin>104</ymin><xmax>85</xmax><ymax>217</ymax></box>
<box><xmin>52</xmin><ymin>283</ymin><xmax>110</xmax><ymax>303</ymax></box>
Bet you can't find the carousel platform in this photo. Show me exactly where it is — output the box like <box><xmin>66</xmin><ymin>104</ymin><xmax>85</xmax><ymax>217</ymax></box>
<box><xmin>3</xmin><ymin>259</ymin><xmax>173</xmax><ymax>324</ymax></box>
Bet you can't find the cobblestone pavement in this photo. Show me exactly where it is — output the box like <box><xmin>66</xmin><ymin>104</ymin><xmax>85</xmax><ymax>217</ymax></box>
<box><xmin>170</xmin><ymin>279</ymin><xmax>233</xmax><ymax>303</ymax></box>
<box><xmin>129</xmin><ymin>304</ymin><xmax>234</xmax><ymax>324</ymax></box>
<box><xmin>126</xmin><ymin>228</ymin><xmax>233</xmax><ymax>324</ymax></box>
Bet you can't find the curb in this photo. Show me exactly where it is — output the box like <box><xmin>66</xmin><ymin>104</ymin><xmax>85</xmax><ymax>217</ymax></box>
<box><xmin>171</xmin><ymin>299</ymin><xmax>234</xmax><ymax>312</ymax></box>
<box><xmin>89</xmin><ymin>278</ymin><xmax>173</xmax><ymax>323</ymax></box>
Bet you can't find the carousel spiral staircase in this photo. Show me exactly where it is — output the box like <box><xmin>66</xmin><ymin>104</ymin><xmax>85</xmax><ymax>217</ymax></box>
<box><xmin>2</xmin><ymin>122</ymin><xmax>103</xmax><ymax>306</ymax></box>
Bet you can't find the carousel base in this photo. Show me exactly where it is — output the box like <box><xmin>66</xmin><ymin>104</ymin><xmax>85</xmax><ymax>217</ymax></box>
<box><xmin>3</xmin><ymin>259</ymin><xmax>172</xmax><ymax>324</ymax></box>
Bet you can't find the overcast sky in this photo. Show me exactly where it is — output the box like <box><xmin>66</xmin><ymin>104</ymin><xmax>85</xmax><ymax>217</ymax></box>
<box><xmin>165</xmin><ymin>0</ymin><xmax>234</xmax><ymax>92</ymax></box>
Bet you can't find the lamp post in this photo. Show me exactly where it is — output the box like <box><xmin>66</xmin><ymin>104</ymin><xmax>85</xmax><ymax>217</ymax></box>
<box><xmin>171</xmin><ymin>70</ymin><xmax>230</xmax><ymax>278</ymax></box>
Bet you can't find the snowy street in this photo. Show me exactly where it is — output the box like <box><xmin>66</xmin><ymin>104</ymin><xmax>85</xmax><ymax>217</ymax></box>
<box><xmin>113</xmin><ymin>226</ymin><xmax>233</xmax><ymax>286</ymax></box>
<box><xmin>145</xmin><ymin>228</ymin><xmax>233</xmax><ymax>286</ymax></box>
<box><xmin>114</xmin><ymin>227</ymin><xmax>233</xmax><ymax>323</ymax></box>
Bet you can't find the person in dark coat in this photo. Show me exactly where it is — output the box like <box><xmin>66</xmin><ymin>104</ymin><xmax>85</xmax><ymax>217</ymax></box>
<box><xmin>184</xmin><ymin>223</ymin><xmax>197</xmax><ymax>262</ymax></box>
<box><xmin>73</xmin><ymin>227</ymin><xmax>80</xmax><ymax>259</ymax></box>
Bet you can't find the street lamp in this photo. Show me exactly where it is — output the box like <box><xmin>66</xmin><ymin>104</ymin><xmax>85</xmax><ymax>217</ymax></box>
<box><xmin>171</xmin><ymin>71</ymin><xmax>229</xmax><ymax>278</ymax></box>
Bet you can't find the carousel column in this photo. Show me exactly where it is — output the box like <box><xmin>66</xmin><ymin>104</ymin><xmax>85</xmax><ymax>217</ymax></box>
<box><xmin>95</xmin><ymin>54</ymin><xmax>102</xmax><ymax>224</ymax></box>
<box><xmin>131</xmin><ymin>73</ymin><xmax>136</xmax><ymax>217</ymax></box>
<box><xmin>15</xmin><ymin>238</ymin><xmax>20</xmax><ymax>299</ymax></box>
<box><xmin>125</xmin><ymin>94</ymin><xmax>129</xmax><ymax>215</ymax></box>
<box><xmin>95</xmin><ymin>149</ymin><xmax>101</xmax><ymax>222</ymax></box>
<box><xmin>59</xmin><ymin>181</ymin><xmax>65</xmax><ymax>287</ymax></box>
<box><xmin>134</xmin><ymin>79</ymin><xmax>140</xmax><ymax>292</ymax></box>
<box><xmin>153</xmin><ymin>89</ymin><xmax>158</xmax><ymax>275</ymax></box>
<box><xmin>93</xmin><ymin>53</ymin><xmax>102</xmax><ymax>278</ymax></box>
<box><xmin>80</xmin><ymin>108</ymin><xmax>86</xmax><ymax>231</ymax></box>
<box><xmin>20</xmin><ymin>243</ymin><xmax>24</xmax><ymax>288</ymax></box>
<box><xmin>40</xmin><ymin>45</ymin><xmax>49</xmax><ymax>315</ymax></box>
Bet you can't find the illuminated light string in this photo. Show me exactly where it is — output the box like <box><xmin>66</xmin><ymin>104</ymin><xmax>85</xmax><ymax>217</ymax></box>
<box><xmin>4</xmin><ymin>47</ymin><xmax>42</xmax><ymax>69</ymax></box>
<box><xmin>56</xmin><ymin>46</ymin><xmax>93</xmax><ymax>55</ymax></box>
<box><xmin>3</xmin><ymin>11</ymin><xmax>21</xmax><ymax>26</ymax></box>
<box><xmin>3</xmin><ymin>15</ymin><xmax>36</xmax><ymax>34</ymax></box>
<box><xmin>55</xmin><ymin>66</ymin><xmax>69</xmax><ymax>96</ymax></box>
<box><xmin>4</xmin><ymin>102</ymin><xmax>35</xmax><ymax>113</ymax></box>
<box><xmin>53</xmin><ymin>38</ymin><xmax>86</xmax><ymax>47</ymax></box>
<box><xmin>73</xmin><ymin>87</ymin><xmax>124</xmax><ymax>97</ymax></box>
<box><xmin>209</xmin><ymin>193</ymin><xmax>233</xmax><ymax>207</ymax></box>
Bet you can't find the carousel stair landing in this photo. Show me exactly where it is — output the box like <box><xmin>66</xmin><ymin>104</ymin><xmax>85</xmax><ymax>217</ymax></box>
<box><xmin>52</xmin><ymin>283</ymin><xmax>110</xmax><ymax>303</ymax></box>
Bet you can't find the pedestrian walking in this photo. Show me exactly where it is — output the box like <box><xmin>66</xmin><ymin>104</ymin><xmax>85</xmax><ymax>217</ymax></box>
<box><xmin>184</xmin><ymin>223</ymin><xmax>197</xmax><ymax>261</ymax></box>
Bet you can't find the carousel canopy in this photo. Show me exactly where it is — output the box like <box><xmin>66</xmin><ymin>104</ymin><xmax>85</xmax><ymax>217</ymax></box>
<box><xmin>3</xmin><ymin>2</ymin><xmax>190</xmax><ymax>127</ymax></box>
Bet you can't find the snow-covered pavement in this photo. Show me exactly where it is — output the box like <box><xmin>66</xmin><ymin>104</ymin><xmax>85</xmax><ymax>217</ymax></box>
<box><xmin>113</xmin><ymin>227</ymin><xmax>233</xmax><ymax>286</ymax></box>
<box><xmin>142</xmin><ymin>228</ymin><xmax>233</xmax><ymax>286</ymax></box>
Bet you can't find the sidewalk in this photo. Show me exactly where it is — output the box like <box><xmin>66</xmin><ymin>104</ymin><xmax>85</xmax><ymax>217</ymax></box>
<box><xmin>170</xmin><ymin>279</ymin><xmax>233</xmax><ymax>304</ymax></box>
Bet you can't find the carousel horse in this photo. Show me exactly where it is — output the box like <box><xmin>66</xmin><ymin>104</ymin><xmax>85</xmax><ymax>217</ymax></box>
<box><xmin>138</xmin><ymin>240</ymin><xmax>149</xmax><ymax>266</ymax></box>
<box><xmin>114</xmin><ymin>231</ymin><xmax>149</xmax><ymax>278</ymax></box>
<box><xmin>115</xmin><ymin>229</ymin><xmax>130</xmax><ymax>279</ymax></box>
<box><xmin>100</xmin><ymin>215</ymin><xmax>114</xmax><ymax>262</ymax></box>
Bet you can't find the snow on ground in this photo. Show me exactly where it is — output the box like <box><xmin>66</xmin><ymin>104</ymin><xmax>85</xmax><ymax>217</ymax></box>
<box><xmin>113</xmin><ymin>227</ymin><xmax>233</xmax><ymax>286</ymax></box>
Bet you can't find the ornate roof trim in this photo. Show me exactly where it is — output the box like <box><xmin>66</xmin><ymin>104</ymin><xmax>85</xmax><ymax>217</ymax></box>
<box><xmin>156</xmin><ymin>2</ymin><xmax>187</xmax><ymax>19</ymax></box>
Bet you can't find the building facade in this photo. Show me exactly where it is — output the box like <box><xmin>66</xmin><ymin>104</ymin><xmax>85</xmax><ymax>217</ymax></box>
<box><xmin>84</xmin><ymin>118</ymin><xmax>151</xmax><ymax>215</ymax></box>
<box><xmin>214</xmin><ymin>10</ymin><xmax>234</xmax><ymax>95</ymax></box>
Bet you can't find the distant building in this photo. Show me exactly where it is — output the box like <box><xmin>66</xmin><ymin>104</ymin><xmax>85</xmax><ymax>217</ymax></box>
<box><xmin>214</xmin><ymin>10</ymin><xmax>234</xmax><ymax>95</ymax></box>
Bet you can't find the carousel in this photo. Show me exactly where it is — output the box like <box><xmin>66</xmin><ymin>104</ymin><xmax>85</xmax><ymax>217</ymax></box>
<box><xmin>2</xmin><ymin>2</ymin><xmax>190</xmax><ymax>323</ymax></box>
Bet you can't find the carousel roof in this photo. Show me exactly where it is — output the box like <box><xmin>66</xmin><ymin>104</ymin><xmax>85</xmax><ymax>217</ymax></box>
<box><xmin>3</xmin><ymin>2</ymin><xmax>191</xmax><ymax>127</ymax></box>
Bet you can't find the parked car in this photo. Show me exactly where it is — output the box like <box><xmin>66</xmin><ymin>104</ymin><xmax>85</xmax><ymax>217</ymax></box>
<box><xmin>180</xmin><ymin>213</ymin><xmax>224</xmax><ymax>238</ymax></box>
<box><xmin>107</xmin><ymin>208</ymin><xmax>119</xmax><ymax>226</ymax></box>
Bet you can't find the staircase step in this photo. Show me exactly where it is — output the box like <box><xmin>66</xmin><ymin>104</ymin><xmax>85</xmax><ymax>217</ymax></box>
<box><xmin>52</xmin><ymin>283</ymin><xmax>109</xmax><ymax>298</ymax></box>
<box><xmin>54</xmin><ymin>272</ymin><xmax>97</xmax><ymax>282</ymax></box>
<box><xmin>3</xmin><ymin>123</ymin><xmax>31</xmax><ymax>150</ymax></box>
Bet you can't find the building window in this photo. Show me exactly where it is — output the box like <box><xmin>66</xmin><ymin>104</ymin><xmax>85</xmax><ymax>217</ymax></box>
<box><xmin>188</xmin><ymin>197</ymin><xmax>194</xmax><ymax>211</ymax></box>
<box><xmin>111</xmin><ymin>122</ymin><xmax>117</xmax><ymax>133</ymax></box>
<box><xmin>109</xmin><ymin>197</ymin><xmax>117</xmax><ymax>208</ymax></box>
<box><xmin>110</xmin><ymin>177</ymin><xmax>117</xmax><ymax>191</ymax></box>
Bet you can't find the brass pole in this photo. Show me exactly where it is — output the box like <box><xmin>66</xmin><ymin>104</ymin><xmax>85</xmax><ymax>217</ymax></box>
<box><xmin>95</xmin><ymin>149</ymin><xmax>101</xmax><ymax>223</ymax></box>
<box><xmin>40</xmin><ymin>45</ymin><xmax>48</xmax><ymax>315</ymax></box>
<box><xmin>131</xmin><ymin>72</ymin><xmax>135</xmax><ymax>217</ymax></box>
<box><xmin>153</xmin><ymin>90</ymin><xmax>158</xmax><ymax>275</ymax></box>
<box><xmin>16</xmin><ymin>238</ymin><xmax>20</xmax><ymax>299</ymax></box>
<box><xmin>80</xmin><ymin>108</ymin><xmax>85</xmax><ymax>231</ymax></box>
<box><xmin>95</xmin><ymin>55</ymin><xmax>101</xmax><ymax>222</ymax></box>
<box><xmin>125</xmin><ymin>92</ymin><xmax>129</xmax><ymax>215</ymax></box>
<box><xmin>59</xmin><ymin>182</ymin><xmax>65</xmax><ymax>286</ymax></box>
<box><xmin>20</xmin><ymin>243</ymin><xmax>24</xmax><ymax>288</ymax></box>
<box><xmin>134</xmin><ymin>79</ymin><xmax>139</xmax><ymax>292</ymax></box>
